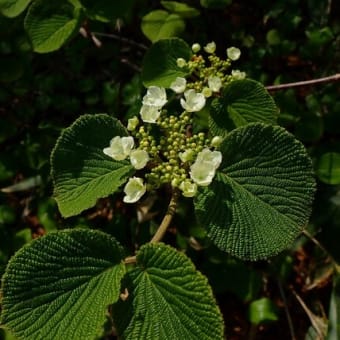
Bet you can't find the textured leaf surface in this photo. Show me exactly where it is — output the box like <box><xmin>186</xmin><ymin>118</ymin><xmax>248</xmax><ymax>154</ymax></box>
<box><xmin>210</xmin><ymin>79</ymin><xmax>278</xmax><ymax>135</ymax></box>
<box><xmin>1</xmin><ymin>229</ymin><xmax>125</xmax><ymax>340</ymax></box>
<box><xmin>51</xmin><ymin>114</ymin><xmax>134</xmax><ymax>217</ymax></box>
<box><xmin>195</xmin><ymin>123</ymin><xmax>315</xmax><ymax>260</ymax></box>
<box><xmin>24</xmin><ymin>0</ymin><xmax>82</xmax><ymax>53</ymax></box>
<box><xmin>0</xmin><ymin>0</ymin><xmax>31</xmax><ymax>17</ymax></box>
<box><xmin>141</xmin><ymin>10</ymin><xmax>185</xmax><ymax>42</ymax></box>
<box><xmin>142</xmin><ymin>38</ymin><xmax>192</xmax><ymax>87</ymax></box>
<box><xmin>113</xmin><ymin>243</ymin><xmax>224</xmax><ymax>340</ymax></box>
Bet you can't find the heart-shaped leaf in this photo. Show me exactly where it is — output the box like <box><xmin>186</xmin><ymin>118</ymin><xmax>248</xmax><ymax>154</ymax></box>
<box><xmin>141</xmin><ymin>10</ymin><xmax>185</xmax><ymax>42</ymax></box>
<box><xmin>51</xmin><ymin>114</ymin><xmax>134</xmax><ymax>217</ymax></box>
<box><xmin>142</xmin><ymin>38</ymin><xmax>192</xmax><ymax>88</ymax></box>
<box><xmin>210</xmin><ymin>79</ymin><xmax>278</xmax><ymax>135</ymax></box>
<box><xmin>24</xmin><ymin>0</ymin><xmax>83</xmax><ymax>53</ymax></box>
<box><xmin>113</xmin><ymin>243</ymin><xmax>224</xmax><ymax>339</ymax></box>
<box><xmin>195</xmin><ymin>123</ymin><xmax>315</xmax><ymax>260</ymax></box>
<box><xmin>1</xmin><ymin>229</ymin><xmax>125</xmax><ymax>340</ymax></box>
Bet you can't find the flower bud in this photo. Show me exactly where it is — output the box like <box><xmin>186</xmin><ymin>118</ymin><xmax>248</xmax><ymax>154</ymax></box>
<box><xmin>170</xmin><ymin>77</ymin><xmax>187</xmax><ymax>93</ymax></box>
<box><xmin>127</xmin><ymin>116</ymin><xmax>139</xmax><ymax>131</ymax></box>
<box><xmin>192</xmin><ymin>43</ymin><xmax>201</xmax><ymax>53</ymax></box>
<box><xmin>208</xmin><ymin>76</ymin><xmax>222</xmax><ymax>92</ymax></box>
<box><xmin>227</xmin><ymin>47</ymin><xmax>241</xmax><ymax>61</ymax></box>
<box><xmin>211</xmin><ymin>136</ymin><xmax>223</xmax><ymax>148</ymax></box>
<box><xmin>176</xmin><ymin>58</ymin><xmax>187</xmax><ymax>68</ymax></box>
<box><xmin>231</xmin><ymin>69</ymin><xmax>246</xmax><ymax>80</ymax></box>
<box><xmin>179</xmin><ymin>180</ymin><xmax>197</xmax><ymax>197</ymax></box>
<box><xmin>204</xmin><ymin>41</ymin><xmax>216</xmax><ymax>54</ymax></box>
<box><xmin>130</xmin><ymin>149</ymin><xmax>149</xmax><ymax>169</ymax></box>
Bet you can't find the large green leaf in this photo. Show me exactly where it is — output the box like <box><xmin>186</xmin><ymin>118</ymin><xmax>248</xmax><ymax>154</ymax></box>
<box><xmin>210</xmin><ymin>79</ymin><xmax>278</xmax><ymax>135</ymax></box>
<box><xmin>51</xmin><ymin>114</ymin><xmax>134</xmax><ymax>217</ymax></box>
<box><xmin>161</xmin><ymin>1</ymin><xmax>200</xmax><ymax>18</ymax></box>
<box><xmin>142</xmin><ymin>38</ymin><xmax>192</xmax><ymax>88</ymax></box>
<box><xmin>0</xmin><ymin>0</ymin><xmax>32</xmax><ymax>17</ymax></box>
<box><xmin>1</xmin><ymin>229</ymin><xmax>126</xmax><ymax>340</ymax></box>
<box><xmin>113</xmin><ymin>243</ymin><xmax>224</xmax><ymax>339</ymax></box>
<box><xmin>195</xmin><ymin>123</ymin><xmax>315</xmax><ymax>260</ymax></box>
<box><xmin>24</xmin><ymin>0</ymin><xmax>83</xmax><ymax>53</ymax></box>
<box><xmin>141</xmin><ymin>10</ymin><xmax>185</xmax><ymax>42</ymax></box>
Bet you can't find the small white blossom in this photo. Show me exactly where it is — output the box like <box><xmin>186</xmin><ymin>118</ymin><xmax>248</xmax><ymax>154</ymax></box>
<box><xmin>127</xmin><ymin>116</ymin><xmax>139</xmax><ymax>131</ymax></box>
<box><xmin>103</xmin><ymin>136</ymin><xmax>134</xmax><ymax>161</ymax></box>
<box><xmin>204</xmin><ymin>41</ymin><xmax>216</xmax><ymax>54</ymax></box>
<box><xmin>176</xmin><ymin>58</ymin><xmax>186</xmax><ymax>68</ymax></box>
<box><xmin>227</xmin><ymin>47</ymin><xmax>241</xmax><ymax>61</ymax></box>
<box><xmin>202</xmin><ymin>87</ymin><xmax>212</xmax><ymax>98</ymax></box>
<box><xmin>123</xmin><ymin>177</ymin><xmax>146</xmax><ymax>203</ymax></box>
<box><xmin>170</xmin><ymin>77</ymin><xmax>187</xmax><ymax>93</ymax></box>
<box><xmin>180</xmin><ymin>89</ymin><xmax>206</xmax><ymax>112</ymax></box>
<box><xmin>231</xmin><ymin>69</ymin><xmax>246</xmax><ymax>80</ymax></box>
<box><xmin>192</xmin><ymin>43</ymin><xmax>201</xmax><ymax>53</ymax></box>
<box><xmin>130</xmin><ymin>149</ymin><xmax>149</xmax><ymax>170</ymax></box>
<box><xmin>142</xmin><ymin>86</ymin><xmax>167</xmax><ymax>108</ymax></box>
<box><xmin>208</xmin><ymin>76</ymin><xmax>222</xmax><ymax>92</ymax></box>
<box><xmin>211</xmin><ymin>136</ymin><xmax>223</xmax><ymax>148</ymax></box>
<box><xmin>179</xmin><ymin>180</ymin><xmax>197</xmax><ymax>197</ymax></box>
<box><xmin>140</xmin><ymin>104</ymin><xmax>161</xmax><ymax>123</ymax></box>
<box><xmin>189</xmin><ymin>148</ymin><xmax>222</xmax><ymax>186</ymax></box>
<box><xmin>178</xmin><ymin>149</ymin><xmax>195</xmax><ymax>163</ymax></box>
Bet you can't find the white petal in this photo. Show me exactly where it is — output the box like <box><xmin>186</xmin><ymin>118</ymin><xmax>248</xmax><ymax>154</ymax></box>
<box><xmin>231</xmin><ymin>69</ymin><xmax>246</xmax><ymax>80</ymax></box>
<box><xmin>140</xmin><ymin>104</ymin><xmax>161</xmax><ymax>123</ymax></box>
<box><xmin>130</xmin><ymin>149</ymin><xmax>149</xmax><ymax>170</ymax></box>
<box><xmin>196</xmin><ymin>148</ymin><xmax>222</xmax><ymax>169</ymax></box>
<box><xmin>123</xmin><ymin>177</ymin><xmax>146</xmax><ymax>203</ymax></box>
<box><xmin>103</xmin><ymin>136</ymin><xmax>134</xmax><ymax>161</ymax></box>
<box><xmin>179</xmin><ymin>180</ymin><xmax>197</xmax><ymax>197</ymax></box>
<box><xmin>204</xmin><ymin>41</ymin><xmax>216</xmax><ymax>54</ymax></box>
<box><xmin>180</xmin><ymin>89</ymin><xmax>206</xmax><ymax>112</ymax></box>
<box><xmin>170</xmin><ymin>77</ymin><xmax>187</xmax><ymax>93</ymax></box>
<box><xmin>142</xmin><ymin>86</ymin><xmax>167</xmax><ymax>108</ymax></box>
<box><xmin>208</xmin><ymin>76</ymin><xmax>222</xmax><ymax>92</ymax></box>
<box><xmin>227</xmin><ymin>47</ymin><xmax>241</xmax><ymax>61</ymax></box>
<box><xmin>192</xmin><ymin>43</ymin><xmax>201</xmax><ymax>53</ymax></box>
<box><xmin>190</xmin><ymin>162</ymin><xmax>215</xmax><ymax>186</ymax></box>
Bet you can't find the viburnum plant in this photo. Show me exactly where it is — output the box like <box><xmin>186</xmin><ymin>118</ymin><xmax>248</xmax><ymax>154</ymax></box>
<box><xmin>0</xmin><ymin>38</ymin><xmax>315</xmax><ymax>339</ymax></box>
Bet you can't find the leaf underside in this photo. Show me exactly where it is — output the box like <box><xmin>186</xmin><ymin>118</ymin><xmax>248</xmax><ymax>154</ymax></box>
<box><xmin>51</xmin><ymin>114</ymin><xmax>134</xmax><ymax>217</ymax></box>
<box><xmin>1</xmin><ymin>229</ymin><xmax>126</xmax><ymax>340</ymax></box>
<box><xmin>195</xmin><ymin>123</ymin><xmax>315</xmax><ymax>260</ymax></box>
<box><xmin>112</xmin><ymin>243</ymin><xmax>224</xmax><ymax>340</ymax></box>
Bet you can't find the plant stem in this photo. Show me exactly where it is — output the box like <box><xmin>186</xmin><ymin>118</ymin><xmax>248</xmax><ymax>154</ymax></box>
<box><xmin>150</xmin><ymin>189</ymin><xmax>179</xmax><ymax>243</ymax></box>
<box><xmin>265</xmin><ymin>73</ymin><xmax>340</xmax><ymax>91</ymax></box>
<box><xmin>123</xmin><ymin>190</ymin><xmax>179</xmax><ymax>264</ymax></box>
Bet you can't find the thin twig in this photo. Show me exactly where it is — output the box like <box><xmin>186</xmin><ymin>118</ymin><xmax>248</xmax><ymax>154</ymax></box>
<box><xmin>265</xmin><ymin>73</ymin><xmax>340</xmax><ymax>91</ymax></box>
<box><xmin>92</xmin><ymin>31</ymin><xmax>148</xmax><ymax>50</ymax></box>
<box><xmin>278</xmin><ymin>280</ymin><xmax>297</xmax><ymax>340</ymax></box>
<box><xmin>150</xmin><ymin>190</ymin><xmax>179</xmax><ymax>243</ymax></box>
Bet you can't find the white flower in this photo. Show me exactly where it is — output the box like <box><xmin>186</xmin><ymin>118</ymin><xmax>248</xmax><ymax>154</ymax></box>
<box><xmin>142</xmin><ymin>86</ymin><xmax>167</xmax><ymax>108</ymax></box>
<box><xmin>211</xmin><ymin>136</ymin><xmax>223</xmax><ymax>148</ymax></box>
<box><xmin>170</xmin><ymin>77</ymin><xmax>187</xmax><ymax>93</ymax></box>
<box><xmin>103</xmin><ymin>136</ymin><xmax>134</xmax><ymax>161</ymax></box>
<box><xmin>178</xmin><ymin>149</ymin><xmax>195</xmax><ymax>163</ymax></box>
<box><xmin>227</xmin><ymin>47</ymin><xmax>241</xmax><ymax>61</ymax></box>
<box><xmin>127</xmin><ymin>116</ymin><xmax>139</xmax><ymax>131</ymax></box>
<box><xmin>179</xmin><ymin>180</ymin><xmax>197</xmax><ymax>197</ymax></box>
<box><xmin>130</xmin><ymin>149</ymin><xmax>149</xmax><ymax>170</ymax></box>
<box><xmin>123</xmin><ymin>177</ymin><xmax>146</xmax><ymax>203</ymax></box>
<box><xmin>189</xmin><ymin>148</ymin><xmax>222</xmax><ymax>186</ymax></box>
<box><xmin>176</xmin><ymin>58</ymin><xmax>186</xmax><ymax>68</ymax></box>
<box><xmin>208</xmin><ymin>76</ymin><xmax>222</xmax><ymax>92</ymax></box>
<box><xmin>204</xmin><ymin>41</ymin><xmax>216</xmax><ymax>54</ymax></box>
<box><xmin>231</xmin><ymin>69</ymin><xmax>246</xmax><ymax>80</ymax></box>
<box><xmin>180</xmin><ymin>89</ymin><xmax>206</xmax><ymax>112</ymax></box>
<box><xmin>140</xmin><ymin>104</ymin><xmax>161</xmax><ymax>123</ymax></box>
<box><xmin>192</xmin><ymin>43</ymin><xmax>201</xmax><ymax>53</ymax></box>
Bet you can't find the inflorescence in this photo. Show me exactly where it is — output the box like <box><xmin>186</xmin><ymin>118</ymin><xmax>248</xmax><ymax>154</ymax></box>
<box><xmin>103</xmin><ymin>42</ymin><xmax>245</xmax><ymax>203</ymax></box>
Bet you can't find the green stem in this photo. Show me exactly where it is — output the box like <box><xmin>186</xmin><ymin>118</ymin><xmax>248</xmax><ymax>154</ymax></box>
<box><xmin>150</xmin><ymin>189</ymin><xmax>179</xmax><ymax>243</ymax></box>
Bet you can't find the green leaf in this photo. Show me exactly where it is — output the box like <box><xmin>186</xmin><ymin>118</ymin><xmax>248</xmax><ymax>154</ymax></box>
<box><xmin>113</xmin><ymin>243</ymin><xmax>224</xmax><ymax>339</ymax></box>
<box><xmin>248</xmin><ymin>298</ymin><xmax>279</xmax><ymax>325</ymax></box>
<box><xmin>200</xmin><ymin>0</ymin><xmax>232</xmax><ymax>9</ymax></box>
<box><xmin>0</xmin><ymin>0</ymin><xmax>32</xmax><ymax>18</ymax></box>
<box><xmin>24</xmin><ymin>0</ymin><xmax>83</xmax><ymax>53</ymax></box>
<box><xmin>1</xmin><ymin>229</ymin><xmax>126</xmax><ymax>340</ymax></box>
<box><xmin>210</xmin><ymin>79</ymin><xmax>278</xmax><ymax>135</ymax></box>
<box><xmin>195</xmin><ymin>123</ymin><xmax>315</xmax><ymax>260</ymax></box>
<box><xmin>327</xmin><ymin>272</ymin><xmax>340</xmax><ymax>340</ymax></box>
<box><xmin>51</xmin><ymin>114</ymin><xmax>134</xmax><ymax>217</ymax></box>
<box><xmin>161</xmin><ymin>1</ymin><xmax>200</xmax><ymax>18</ymax></box>
<box><xmin>142</xmin><ymin>38</ymin><xmax>192</xmax><ymax>88</ymax></box>
<box><xmin>316</xmin><ymin>152</ymin><xmax>340</xmax><ymax>185</ymax></box>
<box><xmin>141</xmin><ymin>10</ymin><xmax>185</xmax><ymax>42</ymax></box>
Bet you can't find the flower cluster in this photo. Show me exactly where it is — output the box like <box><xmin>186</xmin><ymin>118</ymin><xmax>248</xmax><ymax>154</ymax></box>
<box><xmin>102</xmin><ymin>42</ymin><xmax>242</xmax><ymax>203</ymax></box>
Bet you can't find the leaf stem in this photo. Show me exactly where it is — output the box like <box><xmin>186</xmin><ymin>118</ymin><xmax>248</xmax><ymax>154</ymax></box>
<box><xmin>265</xmin><ymin>73</ymin><xmax>340</xmax><ymax>92</ymax></box>
<box><xmin>150</xmin><ymin>189</ymin><xmax>179</xmax><ymax>243</ymax></box>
